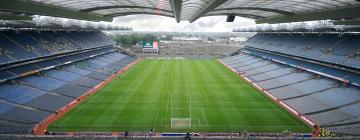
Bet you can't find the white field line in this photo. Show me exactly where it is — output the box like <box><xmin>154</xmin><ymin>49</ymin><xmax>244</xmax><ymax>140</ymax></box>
<box><xmin>61</xmin><ymin>107</ymin><xmax>278</xmax><ymax>111</ymax></box>
<box><xmin>55</xmin><ymin>124</ymin><xmax>304</xmax><ymax>127</ymax></box>
<box><xmin>153</xmin><ymin>109</ymin><xmax>159</xmax><ymax>125</ymax></box>
<box><xmin>170</xmin><ymin>92</ymin><xmax>173</xmax><ymax>119</ymax></box>
<box><xmin>88</xmin><ymin>100</ymin><xmax>273</xmax><ymax>105</ymax></box>
<box><xmin>152</xmin><ymin>93</ymin><xmax>163</xmax><ymax>102</ymax></box>
<box><xmin>57</xmin><ymin>103</ymin><xmax>87</xmax><ymax>125</ymax></box>
<box><xmin>193</xmin><ymin>118</ymin><xmax>201</xmax><ymax>126</ymax></box>
<box><xmin>166</xmin><ymin>108</ymin><xmax>277</xmax><ymax>110</ymax></box>
<box><xmin>201</xmin><ymin>108</ymin><xmax>208</xmax><ymax>125</ymax></box>
<box><xmin>190</xmin><ymin>125</ymin><xmax>305</xmax><ymax>127</ymax></box>
<box><xmin>189</xmin><ymin>94</ymin><xmax>191</xmax><ymax>119</ymax></box>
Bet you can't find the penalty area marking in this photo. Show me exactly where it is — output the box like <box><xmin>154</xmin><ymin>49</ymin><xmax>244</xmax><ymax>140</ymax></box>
<box><xmin>171</xmin><ymin>118</ymin><xmax>191</xmax><ymax>129</ymax></box>
<box><xmin>160</xmin><ymin>118</ymin><xmax>201</xmax><ymax>127</ymax></box>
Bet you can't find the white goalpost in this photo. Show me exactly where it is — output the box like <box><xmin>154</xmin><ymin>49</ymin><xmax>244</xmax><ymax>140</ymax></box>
<box><xmin>171</xmin><ymin>118</ymin><xmax>191</xmax><ymax>129</ymax></box>
<box><xmin>170</xmin><ymin>93</ymin><xmax>192</xmax><ymax>129</ymax></box>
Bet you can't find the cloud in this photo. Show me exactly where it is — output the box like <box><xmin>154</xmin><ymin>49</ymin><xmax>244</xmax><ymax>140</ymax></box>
<box><xmin>113</xmin><ymin>15</ymin><xmax>255</xmax><ymax>32</ymax></box>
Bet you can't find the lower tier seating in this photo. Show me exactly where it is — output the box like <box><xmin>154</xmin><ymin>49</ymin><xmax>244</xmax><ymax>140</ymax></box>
<box><xmin>0</xmin><ymin>52</ymin><xmax>136</xmax><ymax>134</ymax></box>
<box><xmin>221</xmin><ymin>47</ymin><xmax>360</xmax><ymax>136</ymax></box>
<box><xmin>0</xmin><ymin>30</ymin><xmax>136</xmax><ymax>135</ymax></box>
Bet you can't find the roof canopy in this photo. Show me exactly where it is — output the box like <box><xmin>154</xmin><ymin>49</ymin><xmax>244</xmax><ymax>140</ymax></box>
<box><xmin>1</xmin><ymin>0</ymin><xmax>360</xmax><ymax>24</ymax></box>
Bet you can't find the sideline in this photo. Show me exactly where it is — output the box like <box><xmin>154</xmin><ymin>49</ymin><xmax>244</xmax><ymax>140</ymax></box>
<box><xmin>32</xmin><ymin>57</ymin><xmax>142</xmax><ymax>135</ymax></box>
<box><xmin>217</xmin><ymin>58</ymin><xmax>320</xmax><ymax>137</ymax></box>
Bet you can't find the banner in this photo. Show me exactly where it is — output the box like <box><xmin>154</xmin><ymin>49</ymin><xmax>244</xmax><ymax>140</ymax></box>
<box><xmin>143</xmin><ymin>41</ymin><xmax>153</xmax><ymax>48</ymax></box>
<box><xmin>153</xmin><ymin>41</ymin><xmax>158</xmax><ymax>49</ymax></box>
<box><xmin>143</xmin><ymin>41</ymin><xmax>158</xmax><ymax>49</ymax></box>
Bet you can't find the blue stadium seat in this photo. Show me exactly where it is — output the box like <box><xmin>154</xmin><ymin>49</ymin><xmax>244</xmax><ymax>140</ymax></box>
<box><xmin>0</xmin><ymin>30</ymin><xmax>135</xmax><ymax>135</ymax></box>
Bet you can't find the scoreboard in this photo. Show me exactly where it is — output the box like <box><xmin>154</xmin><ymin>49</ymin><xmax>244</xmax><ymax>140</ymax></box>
<box><xmin>143</xmin><ymin>41</ymin><xmax>158</xmax><ymax>49</ymax></box>
<box><xmin>142</xmin><ymin>41</ymin><xmax>159</xmax><ymax>55</ymax></box>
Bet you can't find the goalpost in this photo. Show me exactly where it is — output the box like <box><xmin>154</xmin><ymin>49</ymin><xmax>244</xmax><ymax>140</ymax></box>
<box><xmin>170</xmin><ymin>93</ymin><xmax>192</xmax><ymax>129</ymax></box>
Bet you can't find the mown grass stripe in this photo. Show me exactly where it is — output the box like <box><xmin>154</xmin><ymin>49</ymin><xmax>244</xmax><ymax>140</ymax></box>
<box><xmin>49</xmin><ymin>59</ymin><xmax>310</xmax><ymax>133</ymax></box>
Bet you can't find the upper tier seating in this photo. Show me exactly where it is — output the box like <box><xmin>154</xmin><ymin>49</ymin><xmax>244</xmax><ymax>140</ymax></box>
<box><xmin>242</xmin><ymin>47</ymin><xmax>360</xmax><ymax>87</ymax></box>
<box><xmin>245</xmin><ymin>33</ymin><xmax>360</xmax><ymax>69</ymax></box>
<box><xmin>0</xmin><ymin>31</ymin><xmax>114</xmax><ymax>66</ymax></box>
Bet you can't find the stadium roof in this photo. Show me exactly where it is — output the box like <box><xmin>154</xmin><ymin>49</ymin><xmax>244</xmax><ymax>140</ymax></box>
<box><xmin>1</xmin><ymin>0</ymin><xmax>360</xmax><ymax>24</ymax></box>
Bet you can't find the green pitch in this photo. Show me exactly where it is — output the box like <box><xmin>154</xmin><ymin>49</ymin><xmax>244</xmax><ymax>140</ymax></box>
<box><xmin>49</xmin><ymin>59</ymin><xmax>311</xmax><ymax>132</ymax></box>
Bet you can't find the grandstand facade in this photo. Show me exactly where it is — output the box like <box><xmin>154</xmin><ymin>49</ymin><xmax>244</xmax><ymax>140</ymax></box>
<box><xmin>147</xmin><ymin>41</ymin><xmax>241</xmax><ymax>59</ymax></box>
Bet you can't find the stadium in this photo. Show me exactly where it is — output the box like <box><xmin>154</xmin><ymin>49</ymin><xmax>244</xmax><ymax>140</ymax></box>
<box><xmin>0</xmin><ymin>0</ymin><xmax>359</xmax><ymax>139</ymax></box>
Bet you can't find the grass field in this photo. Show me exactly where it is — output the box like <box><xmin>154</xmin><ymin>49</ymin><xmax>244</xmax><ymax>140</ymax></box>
<box><xmin>49</xmin><ymin>59</ymin><xmax>311</xmax><ymax>133</ymax></box>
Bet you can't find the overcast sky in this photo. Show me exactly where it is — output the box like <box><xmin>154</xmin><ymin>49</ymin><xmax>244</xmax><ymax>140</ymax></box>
<box><xmin>113</xmin><ymin>15</ymin><xmax>255</xmax><ymax>32</ymax></box>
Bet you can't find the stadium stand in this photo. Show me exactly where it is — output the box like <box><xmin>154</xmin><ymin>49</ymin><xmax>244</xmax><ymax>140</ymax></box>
<box><xmin>244</xmin><ymin>33</ymin><xmax>360</xmax><ymax>69</ymax></box>
<box><xmin>0</xmin><ymin>30</ymin><xmax>136</xmax><ymax>134</ymax></box>
<box><xmin>1</xmin><ymin>0</ymin><xmax>360</xmax><ymax>138</ymax></box>
<box><xmin>156</xmin><ymin>42</ymin><xmax>241</xmax><ymax>58</ymax></box>
<box><xmin>220</xmin><ymin>33</ymin><xmax>360</xmax><ymax>136</ymax></box>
